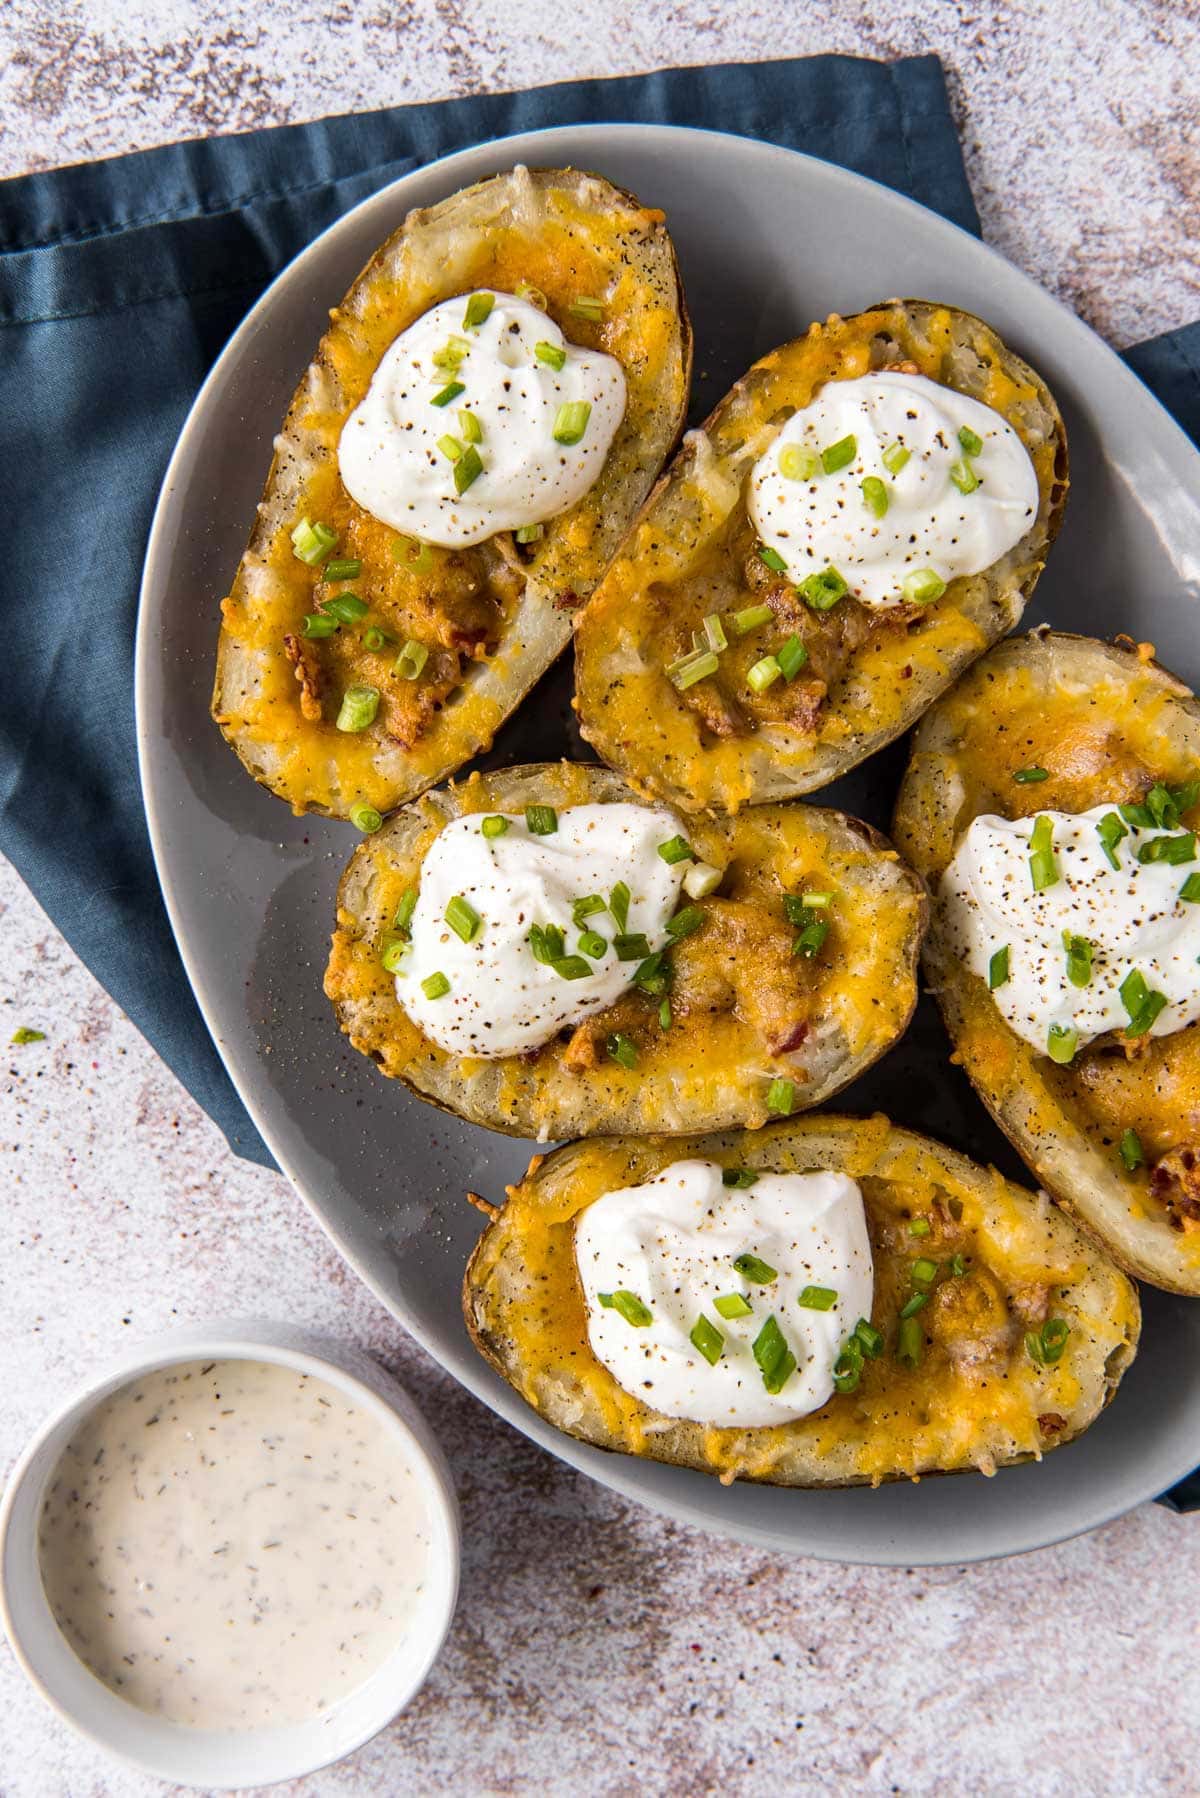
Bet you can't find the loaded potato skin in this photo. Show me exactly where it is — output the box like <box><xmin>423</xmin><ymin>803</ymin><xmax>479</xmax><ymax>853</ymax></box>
<box><xmin>894</xmin><ymin>631</ymin><xmax>1200</xmax><ymax>1294</ymax></box>
<box><xmin>575</xmin><ymin>299</ymin><xmax>1066</xmax><ymax>812</ymax></box>
<box><xmin>213</xmin><ymin>166</ymin><xmax>690</xmax><ymax>819</ymax></box>
<box><xmin>463</xmin><ymin>1116</ymin><xmax>1139</xmax><ymax>1487</ymax></box>
<box><xmin>324</xmin><ymin>763</ymin><xmax>927</xmax><ymax>1140</ymax></box>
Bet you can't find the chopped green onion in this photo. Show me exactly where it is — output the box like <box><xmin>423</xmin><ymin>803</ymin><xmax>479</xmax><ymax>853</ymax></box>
<box><xmin>821</xmin><ymin>434</ymin><xmax>857</xmax><ymax>474</ymax></box>
<box><xmin>445</xmin><ymin>896</ymin><xmax>482</xmax><ymax>943</ymax></box>
<box><xmin>799</xmin><ymin>566</ymin><xmax>849</xmax><ymax>612</ymax></box>
<box><xmin>301</xmin><ymin>612</ymin><xmax>338</xmax><ymax>639</ymax></box>
<box><xmin>598</xmin><ymin>1289</ymin><xmax>652</xmax><ymax>1327</ymax></box>
<box><xmin>462</xmin><ymin>292</ymin><xmax>495</xmax><ymax>329</ymax></box>
<box><xmin>832</xmin><ymin>1339</ymin><xmax>863</xmax><ymax>1394</ymax></box>
<box><xmin>702</xmin><ymin>612</ymin><xmax>728</xmax><ymax>653</ymax></box>
<box><xmin>394</xmin><ymin>640</ymin><xmax>429</xmax><ymax>681</ymax></box>
<box><xmin>911</xmin><ymin>1258</ymin><xmax>938</xmax><ymax>1286</ymax></box>
<box><xmin>1137</xmin><ymin>831</ymin><xmax>1197</xmax><ymax>865</ymax></box>
<box><xmin>690</xmin><ymin>1315</ymin><xmax>724</xmax><ymax>1365</ymax></box>
<box><xmin>949</xmin><ymin>457</ymin><xmax>979</xmax><ymax>494</ymax></box>
<box><xmin>752</xmin><ymin>1315</ymin><xmax>796</xmax><ymax>1393</ymax></box>
<box><xmin>722</xmin><ymin>1168</ymin><xmax>758</xmax><ymax>1189</ymax></box>
<box><xmin>613</xmin><ymin>932</ymin><xmax>652</xmax><ymax>962</ymax></box>
<box><xmin>525</xmin><ymin>805</ymin><xmax>558</xmax><ymax>835</ymax></box>
<box><xmin>551</xmin><ymin>954</ymin><xmax>593</xmax><ymax>981</ymax></box>
<box><xmin>728</xmin><ymin>604</ymin><xmax>774</xmax><ymax>636</ymax></box>
<box><xmin>515</xmin><ymin>281</ymin><xmax>546</xmax><ymax>308</ymax></box>
<box><xmin>1119</xmin><ymin>800</ymin><xmax>1154</xmax><ymax>829</ymax></box>
<box><xmin>380</xmin><ymin>938</ymin><xmax>408</xmax><ymax>974</ymax></box>
<box><xmin>515</xmin><ymin>523</ymin><xmax>544</xmax><ymax>544</ymax></box>
<box><xmin>900</xmin><ymin>567</ymin><xmax>947</xmax><ymax>605</ymax></box>
<box><xmin>577</xmin><ymin>929</ymin><xmax>607</xmax><ymax>960</ymax></box>
<box><xmin>908</xmin><ymin>1218</ymin><xmax>932</xmax><ymax>1237</ymax></box>
<box><xmin>734</xmin><ymin>1252</ymin><xmax>777</xmax><ymax>1284</ymax></box>
<box><xmin>431</xmin><ymin>381</ymin><xmax>465</xmax><ymax>408</ymax></box>
<box><xmin>766</xmin><ymin>1077</ymin><xmax>795</xmax><ymax>1116</ymax></box>
<box><xmin>1027</xmin><ymin>1317</ymin><xmax>1070</xmax><ymax>1366</ymax></box>
<box><xmin>1096</xmin><ymin>811</ymin><xmax>1128</xmax><ymax>869</ymax></box>
<box><xmin>1063</xmin><ymin>932</ymin><xmax>1094</xmax><ymax>988</ymax></box>
<box><xmin>899</xmin><ymin>1291</ymin><xmax>928</xmax><ymax>1320</ymax></box>
<box><xmin>896</xmin><ymin>1315</ymin><xmax>923</xmax><ymax>1369</ymax></box>
<box><xmin>881</xmin><ymin>441</ymin><xmax>911</xmax><ymax>475</ymax></box>
<box><xmin>1029</xmin><ymin>814</ymin><xmax>1059</xmax><ymax>892</ymax></box>
<box><xmin>797</xmin><ymin>890</ymin><xmax>834</xmax><ymax>911</ymax></box>
<box><xmin>609</xmin><ymin>882</ymin><xmax>631</xmax><ymax>932</ymax></box>
<box><xmin>667</xmin><ymin>648</ymin><xmax>720</xmax><ymax>691</ymax></box>
<box><xmin>535</xmin><ymin>340</ymin><xmax>567</xmax><ymax>370</ymax></box>
<box><xmin>527</xmin><ymin>923</ymin><xmax>565</xmax><ymax>965</ymax></box>
<box><xmin>569</xmin><ymin>297</ymin><xmax>604</xmax><ymax>322</ymax></box>
<box><xmin>1180</xmin><ymin>872</ymin><xmax>1200</xmax><ymax>903</ymax></box>
<box><xmin>437</xmin><ymin>434</ymin><xmax>463</xmax><ymax>462</ymax></box>
<box><xmin>777</xmin><ymin>635</ymin><xmax>809</xmax><ymax>681</ymax></box>
<box><xmin>363</xmin><ymin>626</ymin><xmax>393</xmax><ymax>654</ymax></box>
<box><xmin>658</xmin><ymin>998</ymin><xmax>672</xmax><ymax>1030</ymax></box>
<box><xmin>393</xmin><ymin>536</ymin><xmax>434</xmax><ymax>574</ymax></box>
<box><xmin>552</xmin><ymin>401</ymin><xmax>592</xmax><ymax>445</ymax></box>
<box><xmin>658</xmin><ymin>835</ymin><xmax>695</xmax><ymax>865</ymax></box>
<box><xmin>1047</xmin><ymin>1023</ymin><xmax>1080</xmax><ymax>1064</ymax></box>
<box><xmin>421</xmin><ymin>971</ymin><xmax>450</xmax><ymax>1000</ymax></box>
<box><xmin>798</xmin><ymin>1285</ymin><xmax>837</xmax><ymax>1311</ymax></box>
<box><xmin>573</xmin><ymin>894</ymin><xmax>606</xmax><ymax>925</ymax></box>
<box><xmin>854</xmin><ymin>1319</ymin><xmax>884</xmax><ymax>1357</ymax></box>
<box><xmin>747</xmin><ymin>654</ymin><xmax>782</xmax><ymax>693</ymax></box>
<box><xmin>988</xmin><ymin>945</ymin><xmax>1011</xmax><ymax>990</ymax></box>
<box><xmin>861</xmin><ymin>475</ymin><xmax>889</xmax><ymax>518</ymax></box>
<box><xmin>666</xmin><ymin>906</ymin><xmax>704</xmax><ymax>941</ymax></box>
<box><xmin>948</xmin><ymin>1252</ymin><xmax>967</xmax><ymax>1278</ymax></box>
<box><xmin>683</xmin><ymin>861</ymin><xmax>724</xmax><ymax>899</ymax></box>
<box><xmin>432</xmin><ymin>335</ymin><xmax>470</xmax><ymax>370</ymax></box>
<box><xmin>394</xmin><ymin>889</ymin><xmax>417</xmax><ymax>934</ymax></box>
<box><xmin>714</xmin><ymin>1292</ymin><xmax>753</xmax><ymax>1320</ymax></box>
<box><xmin>1120</xmin><ymin>968</ymin><xmax>1168</xmax><ymax>1038</ymax></box>
<box><xmin>779</xmin><ymin>443</ymin><xmax>820</xmax><ymax>481</ymax></box>
<box><xmin>336</xmin><ymin>685</ymin><xmax>380</xmax><ymax>733</ymax></box>
<box><xmin>290</xmin><ymin>517</ymin><xmax>337</xmax><ymax>565</ymax></box>
<box><xmin>1013</xmin><ymin>766</ymin><xmax>1049</xmax><ymax>784</ymax></box>
<box><xmin>350</xmin><ymin>803</ymin><xmax>383</xmax><ymax>834</ymax></box>
<box><xmin>632</xmin><ymin>953</ymin><xmax>665</xmax><ymax>997</ymax></box>
<box><xmin>481</xmin><ymin>815</ymin><xmax>509</xmax><ymax>839</ymax></box>
<box><xmin>322</xmin><ymin>592</ymin><xmax>369</xmax><ymax>623</ymax></box>
<box><xmin>1127</xmin><ymin>780</ymin><xmax>1199</xmax><ymax>829</ymax></box>
<box><xmin>607</xmin><ymin>1032</ymin><xmax>639</xmax><ymax>1070</ymax></box>
<box><xmin>324</xmin><ymin>558</ymin><xmax>361</xmax><ymax>581</ymax></box>
<box><xmin>958</xmin><ymin>425</ymin><xmax>983</xmax><ymax>457</ymax></box>
<box><xmin>457</xmin><ymin>408</ymin><xmax>482</xmax><ymax>443</ymax></box>
<box><xmin>792</xmin><ymin>915</ymin><xmax>830</xmax><ymax>959</ymax></box>
<box><xmin>454</xmin><ymin>446</ymin><xmax>484</xmax><ymax>494</ymax></box>
<box><xmin>757</xmin><ymin>544</ymin><xmax>789</xmax><ymax>575</ymax></box>
<box><xmin>1120</xmin><ymin>1128</ymin><xmax>1145</xmax><ymax>1172</ymax></box>
<box><xmin>11</xmin><ymin>1027</ymin><xmax>45</xmax><ymax>1044</ymax></box>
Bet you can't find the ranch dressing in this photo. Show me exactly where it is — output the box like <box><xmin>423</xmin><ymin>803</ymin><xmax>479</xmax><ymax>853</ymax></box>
<box><xmin>37</xmin><ymin>1360</ymin><xmax>433</xmax><ymax>1730</ymax></box>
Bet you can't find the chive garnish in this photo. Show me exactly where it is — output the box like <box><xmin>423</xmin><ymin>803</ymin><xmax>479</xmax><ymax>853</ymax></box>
<box><xmin>551</xmin><ymin>955</ymin><xmax>593</xmax><ymax>981</ymax></box>
<box><xmin>1063</xmin><ymin>932</ymin><xmax>1094</xmax><ymax>988</ymax></box>
<box><xmin>444</xmin><ymin>896</ymin><xmax>482</xmax><ymax>943</ymax></box>
<box><xmin>552</xmin><ymin>401</ymin><xmax>591</xmax><ymax>445</ymax></box>
<box><xmin>860</xmin><ymin>475</ymin><xmax>889</xmax><ymax>517</ymax></box>
<box><xmin>535</xmin><ymin>341</ymin><xmax>567</xmax><ymax>370</ymax></box>
<box><xmin>747</xmin><ymin>655</ymin><xmax>782</xmax><ymax>694</ymax></box>
<box><xmin>722</xmin><ymin>1168</ymin><xmax>758</xmax><ymax>1188</ymax></box>
<box><xmin>1119</xmin><ymin>1128</ymin><xmax>1145</xmax><ymax>1172</ymax></box>
<box><xmin>666</xmin><ymin>906</ymin><xmax>704</xmax><ymax>941</ymax></box>
<box><xmin>899</xmin><ymin>1291</ymin><xmax>928</xmax><ymax>1319</ymax></box>
<box><xmin>911</xmin><ymin>1258</ymin><xmax>938</xmax><ymax>1286</ymax></box>
<box><xmin>1096</xmin><ymin>811</ymin><xmax>1128</xmax><ymax>869</ymax></box>
<box><xmin>609</xmin><ymin>882</ymin><xmax>631</xmax><ymax>932</ymax></box>
<box><xmin>454</xmin><ymin>446</ymin><xmax>484</xmax><ymax>494</ymax></box>
<box><xmin>362</xmin><ymin>626</ymin><xmax>393</xmax><ymax>654</ymax></box>
<box><xmin>606</xmin><ymin>1033</ymin><xmax>638</xmax><ymax>1070</ymax></box>
<box><xmin>515</xmin><ymin>523</ymin><xmax>544</xmax><ymax>543</ymax></box>
<box><xmin>380</xmin><ymin>939</ymin><xmax>408</xmax><ymax>974</ymax></box>
<box><xmin>577</xmin><ymin>930</ymin><xmax>607</xmax><ymax>960</ymax></box>
<box><xmin>799</xmin><ymin>566</ymin><xmax>848</xmax><ymax>612</ymax></box>
<box><xmin>896</xmin><ymin>1315</ymin><xmax>923</xmax><ymax>1369</ymax></box>
<box><xmin>821</xmin><ymin>434</ymin><xmax>857</xmax><ymax>474</ymax></box>
<box><xmin>832</xmin><ymin>1338</ymin><xmax>863</xmax><ymax>1394</ymax></box>
<box><xmin>752</xmin><ymin>1315</ymin><xmax>796</xmax><ymax>1394</ymax></box>
<box><xmin>948</xmin><ymin>457</ymin><xmax>979</xmax><ymax>494</ymax></box>
<box><xmin>690</xmin><ymin>1315</ymin><xmax>724</xmax><ymax>1365</ymax></box>
<box><xmin>853</xmin><ymin>1319</ymin><xmax>884</xmax><ymax>1357</ymax></box>
<box><xmin>613</xmin><ymin>933</ymin><xmax>652</xmax><ymax>962</ymax></box>
<box><xmin>1028</xmin><ymin>814</ymin><xmax>1059</xmax><ymax>892</ymax></box>
<box><xmin>11</xmin><ymin>1027</ymin><xmax>45</xmax><ymax>1044</ymax></box>
<box><xmin>757</xmin><ymin>544</ymin><xmax>788</xmax><ymax>575</ymax></box>
<box><xmin>394</xmin><ymin>889</ymin><xmax>417</xmax><ymax>934</ymax></box>
<box><xmin>1026</xmin><ymin>1317</ymin><xmax>1070</xmax><ymax>1366</ymax></box>
<box><xmin>728</xmin><ymin>604</ymin><xmax>774</xmax><ymax>635</ymax></box>
<box><xmin>881</xmin><ymin>441</ymin><xmax>910</xmax><ymax>475</ymax></box>
<box><xmin>779</xmin><ymin>443</ymin><xmax>819</xmax><ymax>481</ymax></box>
<box><xmin>1120</xmin><ymin>968</ymin><xmax>1169</xmax><ymax>1038</ymax></box>
<box><xmin>481</xmin><ymin>815</ymin><xmax>509</xmax><ymax>839</ymax></box>
<box><xmin>1047</xmin><ymin>1023</ymin><xmax>1080</xmax><ymax>1064</ymax></box>
<box><xmin>797</xmin><ymin>1286</ymin><xmax>837</xmax><ymax>1311</ymax></box>
<box><xmin>658</xmin><ymin>835</ymin><xmax>695</xmax><ymax>865</ymax></box>
<box><xmin>324</xmin><ymin>558</ymin><xmax>361</xmax><ymax>581</ymax></box>
<box><xmin>766</xmin><ymin>1077</ymin><xmax>795</xmax><ymax>1116</ymax></box>
<box><xmin>431</xmin><ymin>381</ymin><xmax>465</xmax><ymax>408</ymax></box>
<box><xmin>733</xmin><ymin>1252</ymin><xmax>777</xmax><ymax>1284</ymax></box>
<box><xmin>668</xmin><ymin>648</ymin><xmax>720</xmax><ymax>691</ymax></box>
<box><xmin>462</xmin><ymin>292</ymin><xmax>495</xmax><ymax>329</ymax></box>
<box><xmin>988</xmin><ymin>945</ymin><xmax>1010</xmax><ymax>989</ymax></box>
<box><xmin>290</xmin><ymin>517</ymin><xmax>337</xmax><ymax>565</ymax></box>
<box><xmin>573</xmin><ymin>895</ymin><xmax>606</xmax><ymax>925</ymax></box>
<box><xmin>525</xmin><ymin>805</ymin><xmax>558</xmax><ymax>835</ymax></box>
<box><xmin>658</xmin><ymin>998</ymin><xmax>672</xmax><ymax>1030</ymax></box>
<box><xmin>900</xmin><ymin>567</ymin><xmax>947</xmax><ymax>605</ymax></box>
<box><xmin>335</xmin><ymin>685</ymin><xmax>379</xmax><ymax>733</ymax></box>
<box><xmin>908</xmin><ymin>1218</ymin><xmax>931</xmax><ymax>1237</ymax></box>
<box><xmin>301</xmin><ymin>613</ymin><xmax>338</xmax><ymax>639</ymax></box>
<box><xmin>569</xmin><ymin>297</ymin><xmax>604</xmax><ymax>322</ymax></box>
<box><xmin>776</xmin><ymin>635</ymin><xmax>809</xmax><ymax>681</ymax></box>
<box><xmin>1137</xmin><ymin>832</ymin><xmax>1197</xmax><ymax>866</ymax></box>
<box><xmin>598</xmin><ymin>1289</ymin><xmax>652</xmax><ymax>1327</ymax></box>
<box><xmin>350</xmin><ymin>804</ymin><xmax>383</xmax><ymax>834</ymax></box>
<box><xmin>1180</xmin><ymin>872</ymin><xmax>1200</xmax><ymax>902</ymax></box>
<box><xmin>958</xmin><ymin>424</ymin><xmax>983</xmax><ymax>456</ymax></box>
<box><xmin>421</xmin><ymin>971</ymin><xmax>450</xmax><ymax>1000</ymax></box>
<box><xmin>1013</xmin><ymin>766</ymin><xmax>1049</xmax><ymax>784</ymax></box>
<box><xmin>322</xmin><ymin>592</ymin><xmax>369</xmax><ymax>623</ymax></box>
<box><xmin>394</xmin><ymin>640</ymin><xmax>429</xmax><ymax>681</ymax></box>
<box><xmin>714</xmin><ymin>1293</ymin><xmax>753</xmax><ymax>1320</ymax></box>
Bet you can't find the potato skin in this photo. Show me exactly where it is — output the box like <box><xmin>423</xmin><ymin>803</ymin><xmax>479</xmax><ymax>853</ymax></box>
<box><xmin>213</xmin><ymin>165</ymin><xmax>691</xmax><ymax>819</ymax></box>
<box><xmin>893</xmin><ymin>631</ymin><xmax>1200</xmax><ymax>1294</ymax></box>
<box><xmin>464</xmin><ymin>1115</ymin><xmax>1140</xmax><ymax>1487</ymax></box>
<box><xmin>325</xmin><ymin>763</ymin><xmax>927</xmax><ymax>1140</ymax></box>
<box><xmin>575</xmin><ymin>299</ymin><xmax>1067</xmax><ymax>813</ymax></box>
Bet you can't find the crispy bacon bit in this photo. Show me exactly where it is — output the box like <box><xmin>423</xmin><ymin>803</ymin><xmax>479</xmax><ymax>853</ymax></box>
<box><xmin>554</xmin><ymin>587</ymin><xmax>584</xmax><ymax>611</ymax></box>
<box><xmin>283</xmin><ymin>632</ymin><xmax>323</xmax><ymax>722</ymax></box>
<box><xmin>1037</xmin><ymin>1413</ymin><xmax>1067</xmax><ymax>1436</ymax></box>
<box><xmin>1151</xmin><ymin>1146</ymin><xmax>1200</xmax><ymax>1231</ymax></box>
<box><xmin>679</xmin><ymin>679</ymin><xmax>749</xmax><ymax>739</ymax></box>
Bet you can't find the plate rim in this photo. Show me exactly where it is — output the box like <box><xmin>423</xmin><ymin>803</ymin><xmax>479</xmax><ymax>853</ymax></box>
<box><xmin>136</xmin><ymin>120</ymin><xmax>1200</xmax><ymax>1566</ymax></box>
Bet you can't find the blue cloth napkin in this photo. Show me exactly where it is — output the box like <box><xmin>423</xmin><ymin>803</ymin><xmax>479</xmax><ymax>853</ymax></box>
<box><xmin>2</xmin><ymin>54</ymin><xmax>1197</xmax><ymax>1510</ymax></box>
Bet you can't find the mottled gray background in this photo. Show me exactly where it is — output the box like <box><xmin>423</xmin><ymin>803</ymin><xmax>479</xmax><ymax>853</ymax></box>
<box><xmin>3</xmin><ymin>4</ymin><xmax>1199</xmax><ymax>1795</ymax></box>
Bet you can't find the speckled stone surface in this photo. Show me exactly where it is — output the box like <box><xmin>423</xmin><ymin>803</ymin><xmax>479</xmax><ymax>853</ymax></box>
<box><xmin>3</xmin><ymin>6</ymin><xmax>1200</xmax><ymax>1794</ymax></box>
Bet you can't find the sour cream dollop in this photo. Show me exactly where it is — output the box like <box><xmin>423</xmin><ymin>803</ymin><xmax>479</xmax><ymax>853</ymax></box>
<box><xmin>575</xmin><ymin>1160</ymin><xmax>874</xmax><ymax>1427</ymax></box>
<box><xmin>401</xmin><ymin>802</ymin><xmax>685</xmax><ymax>1057</ymax></box>
<box><xmin>749</xmin><ymin>372</ymin><xmax>1038</xmax><ymax>608</ymax></box>
<box><xmin>942</xmin><ymin>803</ymin><xmax>1200</xmax><ymax>1055</ymax></box>
<box><xmin>338</xmin><ymin>290</ymin><xmax>626</xmax><ymax>546</ymax></box>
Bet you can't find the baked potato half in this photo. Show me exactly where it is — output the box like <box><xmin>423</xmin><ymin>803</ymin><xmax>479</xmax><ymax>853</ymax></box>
<box><xmin>575</xmin><ymin>299</ymin><xmax>1066</xmax><ymax>812</ymax></box>
<box><xmin>325</xmin><ymin>762</ymin><xmax>927</xmax><ymax>1139</ymax></box>
<box><xmin>213</xmin><ymin>165</ymin><xmax>690</xmax><ymax>819</ymax></box>
<box><xmin>464</xmin><ymin>1115</ymin><xmax>1139</xmax><ymax>1486</ymax></box>
<box><xmin>894</xmin><ymin>631</ymin><xmax>1200</xmax><ymax>1294</ymax></box>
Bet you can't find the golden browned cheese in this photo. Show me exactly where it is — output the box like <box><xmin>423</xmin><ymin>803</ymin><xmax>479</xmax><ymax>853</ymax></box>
<box><xmin>213</xmin><ymin>168</ymin><xmax>690</xmax><ymax>818</ymax></box>
<box><xmin>575</xmin><ymin>300</ymin><xmax>1066</xmax><ymax>812</ymax></box>
<box><xmin>893</xmin><ymin>632</ymin><xmax>1200</xmax><ymax>1291</ymax></box>
<box><xmin>463</xmin><ymin>1118</ymin><xmax>1140</xmax><ymax>1486</ymax></box>
<box><xmin>324</xmin><ymin>763</ymin><xmax>927</xmax><ymax>1140</ymax></box>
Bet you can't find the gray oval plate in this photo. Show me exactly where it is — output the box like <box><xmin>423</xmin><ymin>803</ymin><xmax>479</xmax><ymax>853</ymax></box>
<box><xmin>137</xmin><ymin>124</ymin><xmax>1200</xmax><ymax>1565</ymax></box>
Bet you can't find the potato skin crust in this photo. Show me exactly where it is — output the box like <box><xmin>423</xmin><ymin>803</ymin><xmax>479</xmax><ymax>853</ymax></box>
<box><xmin>324</xmin><ymin>762</ymin><xmax>928</xmax><ymax>1140</ymax></box>
<box><xmin>893</xmin><ymin>630</ymin><xmax>1200</xmax><ymax>1295</ymax></box>
<box><xmin>213</xmin><ymin>165</ymin><xmax>691</xmax><ymax>819</ymax></box>
<box><xmin>575</xmin><ymin>298</ymin><xmax>1067</xmax><ymax>813</ymax></box>
<box><xmin>463</xmin><ymin>1115</ymin><xmax>1139</xmax><ymax>1487</ymax></box>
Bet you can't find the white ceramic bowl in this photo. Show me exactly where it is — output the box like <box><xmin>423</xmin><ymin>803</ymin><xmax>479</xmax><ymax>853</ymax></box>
<box><xmin>0</xmin><ymin>1319</ymin><xmax>460</xmax><ymax>1789</ymax></box>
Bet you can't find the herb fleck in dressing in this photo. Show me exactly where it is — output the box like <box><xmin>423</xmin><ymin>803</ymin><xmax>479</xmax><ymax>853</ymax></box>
<box><xmin>38</xmin><ymin>1360</ymin><xmax>432</xmax><ymax>1730</ymax></box>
